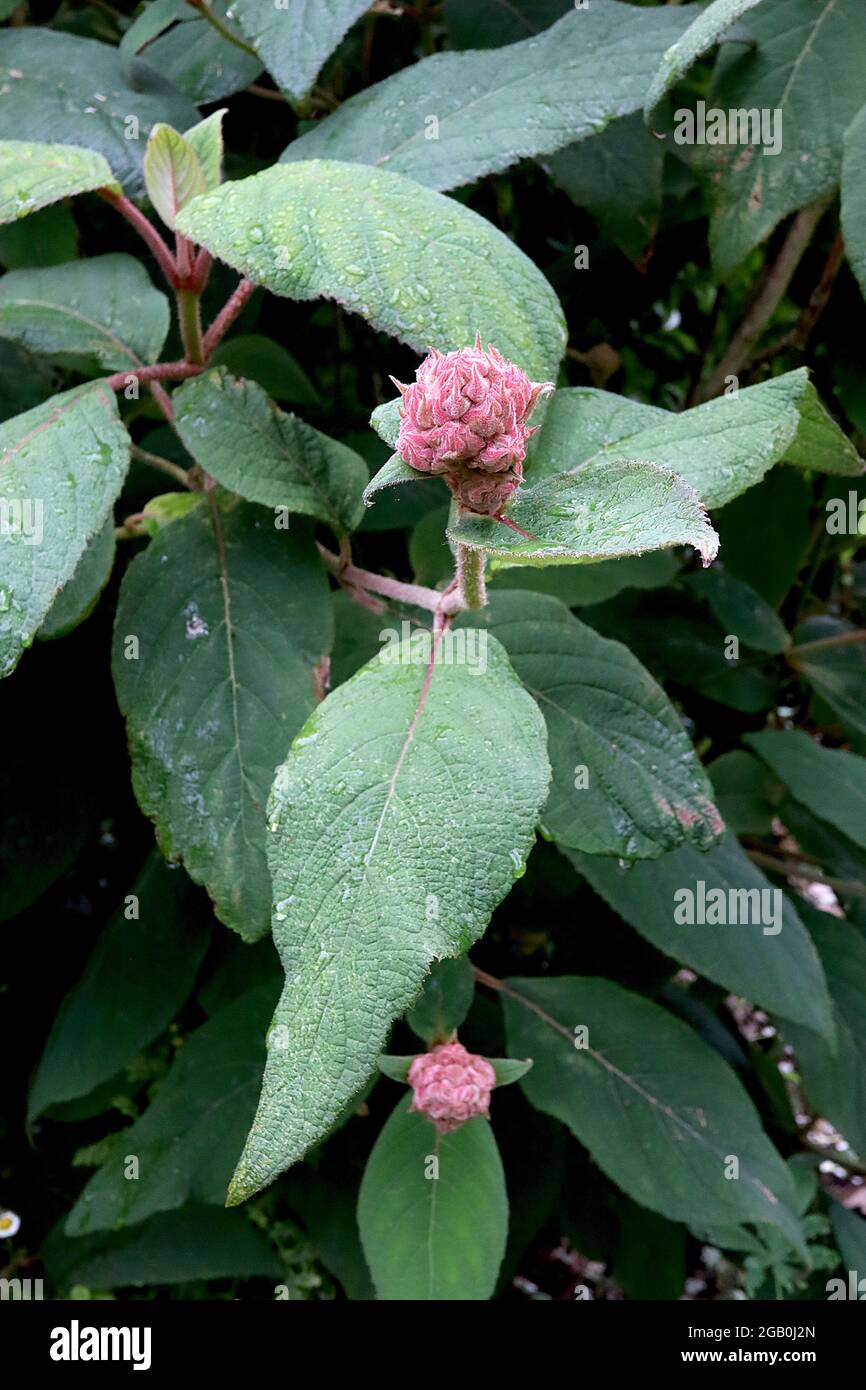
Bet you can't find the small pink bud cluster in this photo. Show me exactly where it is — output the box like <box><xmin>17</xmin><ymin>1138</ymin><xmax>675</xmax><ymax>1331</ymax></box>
<box><xmin>408</xmin><ymin>1041</ymin><xmax>496</xmax><ymax>1134</ymax></box>
<box><xmin>391</xmin><ymin>335</ymin><xmax>553</xmax><ymax>516</ymax></box>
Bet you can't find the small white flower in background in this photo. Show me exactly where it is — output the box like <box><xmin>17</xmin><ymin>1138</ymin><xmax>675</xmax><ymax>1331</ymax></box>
<box><xmin>0</xmin><ymin>1210</ymin><xmax>20</xmax><ymax>1238</ymax></box>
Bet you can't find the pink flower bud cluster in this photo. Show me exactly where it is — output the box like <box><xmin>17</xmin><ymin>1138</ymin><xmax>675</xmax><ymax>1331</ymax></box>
<box><xmin>391</xmin><ymin>335</ymin><xmax>553</xmax><ymax>516</ymax></box>
<box><xmin>408</xmin><ymin>1041</ymin><xmax>497</xmax><ymax>1134</ymax></box>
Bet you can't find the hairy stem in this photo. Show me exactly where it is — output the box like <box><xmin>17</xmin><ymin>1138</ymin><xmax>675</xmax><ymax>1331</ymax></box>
<box><xmin>456</xmin><ymin>543</ymin><xmax>487</xmax><ymax>609</ymax></box>
<box><xmin>177</xmin><ymin>287</ymin><xmax>204</xmax><ymax>365</ymax></box>
<box><xmin>105</xmin><ymin>361</ymin><xmax>203</xmax><ymax>390</ymax></box>
<box><xmin>99</xmin><ymin>188</ymin><xmax>179</xmax><ymax>287</ymax></box>
<box><xmin>317</xmin><ymin>543</ymin><xmax>457</xmax><ymax>614</ymax></box>
<box><xmin>130</xmin><ymin>443</ymin><xmax>192</xmax><ymax>488</ymax></box>
<box><xmin>203</xmin><ymin>278</ymin><xmax>257</xmax><ymax>357</ymax></box>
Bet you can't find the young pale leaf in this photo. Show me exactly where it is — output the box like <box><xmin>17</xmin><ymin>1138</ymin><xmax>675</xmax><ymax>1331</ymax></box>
<box><xmin>694</xmin><ymin>0</ymin><xmax>866</xmax><ymax>280</ymax></box>
<box><xmin>38</xmin><ymin>516</ymin><xmax>115</xmax><ymax>641</ymax></box>
<box><xmin>112</xmin><ymin>504</ymin><xmax>333</xmax><ymax>941</ymax></box>
<box><xmin>174</xmin><ymin>370</ymin><xmax>367</xmax><ymax>534</ymax></box>
<box><xmin>745</xmin><ymin>730</ymin><xmax>866</xmax><ymax>853</ymax></box>
<box><xmin>448</xmin><ymin>461</ymin><xmax>719</xmax><ymax>567</ymax></box>
<box><xmin>785</xmin><ymin>903</ymin><xmax>866</xmax><ymax>1160</ymax></box>
<box><xmin>0</xmin><ymin>32</ymin><xmax>199</xmax><ymax>197</ymax></box>
<box><xmin>528</xmin><ymin>372</ymin><xmax>863</xmax><ymax>506</ymax></box>
<box><xmin>227</xmin><ymin>632</ymin><xmax>550</xmax><ymax>1203</ymax></box>
<box><xmin>175</xmin><ymin>160</ymin><xmax>567</xmax><ymax>382</ymax></box>
<box><xmin>183</xmin><ymin>110</ymin><xmax>226</xmax><ymax>191</ymax></box>
<box><xmin>0</xmin><ymin>140</ymin><xmax>119</xmax><ymax>222</ymax></box>
<box><xmin>357</xmin><ymin>1100</ymin><xmax>508</xmax><ymax>1300</ymax></box>
<box><xmin>501</xmin><ymin>975</ymin><xmax>805</xmax><ymax>1250</ymax></box>
<box><xmin>284</xmin><ymin>1</ymin><xmax>692</xmax><ymax>189</ymax></box>
<box><xmin>841</xmin><ymin>101</ymin><xmax>866</xmax><ymax>305</ymax></box>
<box><xmin>232</xmin><ymin>0</ymin><xmax>369</xmax><ymax>102</ymax></box>
<box><xmin>644</xmin><ymin>0</ymin><xmax>765</xmax><ymax>121</ymax></box>
<box><xmin>407</xmin><ymin>957</ymin><xmax>475</xmax><ymax>1044</ymax></box>
<box><xmin>64</xmin><ymin>982</ymin><xmax>280</xmax><ymax>1236</ymax></box>
<box><xmin>27</xmin><ymin>854</ymin><xmax>211</xmax><ymax>1124</ymax></box>
<box><xmin>143</xmin><ymin>123</ymin><xmax>207</xmax><ymax>231</ymax></box>
<box><xmin>566</xmin><ymin>832</ymin><xmax>835</xmax><ymax>1043</ymax></box>
<box><xmin>0</xmin><ymin>383</ymin><xmax>130</xmax><ymax>678</ymax></box>
<box><xmin>0</xmin><ymin>254</ymin><xmax>170</xmax><ymax>370</ymax></box>
<box><xmin>461</xmin><ymin>591</ymin><xmax>723</xmax><ymax>859</ymax></box>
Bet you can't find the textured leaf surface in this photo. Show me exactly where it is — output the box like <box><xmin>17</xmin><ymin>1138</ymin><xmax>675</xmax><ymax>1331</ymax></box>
<box><xmin>174</xmin><ymin>369</ymin><xmax>366</xmax><ymax>533</ymax></box>
<box><xmin>448</xmin><ymin>460</ymin><xmax>718</xmax><ymax>567</ymax></box>
<box><xmin>0</xmin><ymin>383</ymin><xmax>129</xmax><ymax>678</ymax></box>
<box><xmin>567</xmin><ymin>832</ymin><xmax>834</xmax><ymax>1041</ymax></box>
<box><xmin>785</xmin><ymin>903</ymin><xmax>866</xmax><ymax>1161</ymax></box>
<box><xmin>65</xmin><ymin>982</ymin><xmax>279</xmax><ymax>1235</ymax></box>
<box><xmin>0</xmin><ymin>31</ymin><xmax>199</xmax><ymax>197</ymax></box>
<box><xmin>0</xmin><ymin>140</ymin><xmax>118</xmax><ymax>222</ymax></box>
<box><xmin>644</xmin><ymin>0</ymin><xmax>765</xmax><ymax>119</ymax></box>
<box><xmin>228</xmin><ymin>632</ymin><xmax>550</xmax><ymax>1201</ymax></box>
<box><xmin>0</xmin><ymin>254</ymin><xmax>169</xmax><ymax>370</ymax></box>
<box><xmin>745</xmin><ymin>730</ymin><xmax>866</xmax><ymax>852</ymax></box>
<box><xmin>38</xmin><ymin>516</ymin><xmax>115</xmax><ymax>641</ymax></box>
<box><xmin>28</xmin><ymin>855</ymin><xmax>211</xmax><ymax>1123</ymax></box>
<box><xmin>284</xmin><ymin>2</ymin><xmax>692</xmax><ymax>189</ymax></box>
<box><xmin>233</xmin><ymin>0</ymin><xmax>369</xmax><ymax>101</ymax></box>
<box><xmin>44</xmin><ymin>1206</ymin><xmax>281</xmax><ymax>1291</ymax></box>
<box><xmin>695</xmin><ymin>0</ymin><xmax>866</xmax><ymax>279</ymax></box>
<box><xmin>841</xmin><ymin>101</ymin><xmax>866</xmax><ymax>304</ymax></box>
<box><xmin>528</xmin><ymin>371</ymin><xmax>863</xmax><ymax>506</ymax></box>
<box><xmin>358</xmin><ymin>1100</ymin><xmax>508</xmax><ymax>1300</ymax></box>
<box><xmin>143</xmin><ymin>123</ymin><xmax>206</xmax><ymax>230</ymax></box>
<box><xmin>502</xmin><ymin>974</ymin><xmax>804</xmax><ymax>1246</ymax></box>
<box><xmin>461</xmin><ymin>591</ymin><xmax>722</xmax><ymax>858</ymax></box>
<box><xmin>210</xmin><ymin>334</ymin><xmax>319</xmax><ymax>407</ymax></box>
<box><xmin>112</xmin><ymin>504</ymin><xmax>333</xmax><ymax>941</ymax></box>
<box><xmin>176</xmin><ymin>160</ymin><xmax>567</xmax><ymax>382</ymax></box>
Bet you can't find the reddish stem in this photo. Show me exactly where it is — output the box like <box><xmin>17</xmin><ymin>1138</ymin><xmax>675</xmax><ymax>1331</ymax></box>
<box><xmin>99</xmin><ymin>188</ymin><xmax>179</xmax><ymax>288</ymax></box>
<box><xmin>203</xmin><ymin>278</ymin><xmax>257</xmax><ymax>357</ymax></box>
<box><xmin>105</xmin><ymin>361</ymin><xmax>203</xmax><ymax>391</ymax></box>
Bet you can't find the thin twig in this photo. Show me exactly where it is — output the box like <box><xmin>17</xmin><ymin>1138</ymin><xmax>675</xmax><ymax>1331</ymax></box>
<box><xmin>186</xmin><ymin>0</ymin><xmax>257</xmax><ymax>57</ymax></box>
<box><xmin>130</xmin><ymin>443</ymin><xmax>191</xmax><ymax>488</ymax></box>
<box><xmin>105</xmin><ymin>361</ymin><xmax>203</xmax><ymax>390</ymax></box>
<box><xmin>788</xmin><ymin>627</ymin><xmax>866</xmax><ymax>661</ymax></box>
<box><xmin>695</xmin><ymin>200</ymin><xmax>829</xmax><ymax>402</ymax></box>
<box><xmin>746</xmin><ymin>850</ymin><xmax>866</xmax><ymax>901</ymax></box>
<box><xmin>317</xmin><ymin>543</ymin><xmax>457</xmax><ymax>613</ymax></box>
<box><xmin>246</xmin><ymin>82</ymin><xmax>287</xmax><ymax>103</ymax></box>
<box><xmin>99</xmin><ymin>188</ymin><xmax>179</xmax><ymax>288</ymax></box>
<box><xmin>202</xmin><ymin>278</ymin><xmax>257</xmax><ymax>357</ymax></box>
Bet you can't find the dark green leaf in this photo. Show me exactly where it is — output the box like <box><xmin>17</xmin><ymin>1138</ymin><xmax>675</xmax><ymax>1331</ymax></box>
<box><xmin>407</xmin><ymin>956</ymin><xmax>475</xmax><ymax>1043</ymax></box>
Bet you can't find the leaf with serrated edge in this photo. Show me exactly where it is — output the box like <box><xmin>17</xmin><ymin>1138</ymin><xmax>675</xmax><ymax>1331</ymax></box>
<box><xmin>0</xmin><ymin>383</ymin><xmax>129</xmax><ymax>678</ymax></box>
<box><xmin>111</xmin><ymin>503</ymin><xmax>333</xmax><ymax>941</ymax></box>
<box><xmin>232</xmin><ymin>0</ymin><xmax>370</xmax><ymax>102</ymax></box>
<box><xmin>449</xmin><ymin>460</ymin><xmax>719</xmax><ymax>567</ymax></box>
<box><xmin>0</xmin><ymin>254</ymin><xmax>170</xmax><ymax>370</ymax></box>
<box><xmin>566</xmin><ymin>832</ymin><xmax>835</xmax><ymax>1043</ymax></box>
<box><xmin>461</xmin><ymin>591</ymin><xmax>724</xmax><ymax>858</ymax></box>
<box><xmin>144</xmin><ymin>124</ymin><xmax>206</xmax><ymax>231</ymax></box>
<box><xmin>184</xmin><ymin>110</ymin><xmax>226</xmax><ymax>192</ymax></box>
<box><xmin>502</xmin><ymin>975</ymin><xmax>806</xmax><ymax>1250</ymax></box>
<box><xmin>363</xmin><ymin>453</ymin><xmax>423</xmax><ymax>506</ymax></box>
<box><xmin>357</xmin><ymin>1099</ymin><xmax>508</xmax><ymax>1300</ymax></box>
<box><xmin>174</xmin><ymin>369</ymin><xmax>367</xmax><ymax>534</ymax></box>
<box><xmin>227</xmin><ymin>632</ymin><xmax>550</xmax><ymax>1202</ymax></box>
<box><xmin>176</xmin><ymin>160</ymin><xmax>566</xmax><ymax>383</ymax></box>
<box><xmin>284</xmin><ymin>1</ymin><xmax>693</xmax><ymax>189</ymax></box>
<box><xmin>0</xmin><ymin>140</ymin><xmax>119</xmax><ymax>222</ymax></box>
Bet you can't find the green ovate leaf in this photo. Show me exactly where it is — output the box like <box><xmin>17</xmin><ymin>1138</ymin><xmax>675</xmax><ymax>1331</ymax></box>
<box><xmin>502</xmin><ymin>975</ymin><xmax>805</xmax><ymax>1249</ymax></box>
<box><xmin>407</xmin><ymin>956</ymin><xmax>475</xmax><ymax>1043</ymax></box>
<box><xmin>228</xmin><ymin>632</ymin><xmax>550</xmax><ymax>1202</ymax></box>
<box><xmin>44</xmin><ymin>1206</ymin><xmax>281</xmax><ymax>1292</ymax></box>
<box><xmin>644</xmin><ymin>0</ymin><xmax>765</xmax><ymax>120</ymax></box>
<box><xmin>173</xmin><ymin>369</ymin><xmax>367</xmax><ymax>534</ymax></box>
<box><xmin>0</xmin><ymin>141</ymin><xmax>119</xmax><ymax>223</ymax></box>
<box><xmin>785</xmin><ymin>902</ymin><xmax>866</xmax><ymax>1161</ymax></box>
<box><xmin>448</xmin><ymin>461</ymin><xmax>719</xmax><ymax>567</ymax></box>
<box><xmin>232</xmin><ymin>0</ymin><xmax>370</xmax><ymax>102</ymax></box>
<box><xmin>682</xmin><ymin>567</ymin><xmax>788</xmax><ymax>655</ymax></box>
<box><xmin>38</xmin><ymin>516</ymin><xmax>115</xmax><ymax>641</ymax></box>
<box><xmin>122</xmin><ymin>2</ymin><xmax>261</xmax><ymax>105</ymax></box>
<box><xmin>143</xmin><ymin>123</ymin><xmax>206</xmax><ymax>230</ymax></box>
<box><xmin>176</xmin><ymin>160</ymin><xmax>567</xmax><ymax>382</ymax></box>
<box><xmin>64</xmin><ymin>981</ymin><xmax>280</xmax><ymax>1236</ymax></box>
<box><xmin>528</xmin><ymin>372</ymin><xmax>863</xmax><ymax>507</ymax></box>
<box><xmin>790</xmin><ymin>616</ymin><xmax>866</xmax><ymax>738</ymax></box>
<box><xmin>0</xmin><ymin>32</ymin><xmax>199</xmax><ymax>198</ymax></box>
<box><xmin>544</xmin><ymin>114</ymin><xmax>665</xmax><ymax>261</ymax></box>
<box><xmin>210</xmin><ymin>334</ymin><xmax>319</xmax><ymax>407</ymax></box>
<box><xmin>111</xmin><ymin>504</ymin><xmax>333</xmax><ymax>942</ymax></box>
<box><xmin>284</xmin><ymin>1</ymin><xmax>692</xmax><ymax>189</ymax></box>
<box><xmin>566</xmin><ymin>831</ymin><xmax>834</xmax><ymax>1042</ymax></box>
<box><xmin>357</xmin><ymin>1100</ymin><xmax>508</xmax><ymax>1300</ymax></box>
<box><xmin>0</xmin><ymin>383</ymin><xmax>130</xmax><ymax>678</ymax></box>
<box><xmin>708</xmin><ymin>749</ymin><xmax>780</xmax><ymax>837</ymax></box>
<box><xmin>27</xmin><ymin>855</ymin><xmax>211</xmax><ymax>1124</ymax></box>
<box><xmin>0</xmin><ymin>254</ymin><xmax>170</xmax><ymax>370</ymax></box>
<box><xmin>479</xmin><ymin>590</ymin><xmax>725</xmax><ymax>855</ymax></box>
<box><xmin>745</xmin><ymin>730</ymin><xmax>866</xmax><ymax>853</ymax></box>
<box><xmin>693</xmin><ymin>0</ymin><xmax>866</xmax><ymax>280</ymax></box>
<box><xmin>363</xmin><ymin>453</ymin><xmax>422</xmax><ymax>505</ymax></box>
<box><xmin>841</xmin><ymin>101</ymin><xmax>866</xmax><ymax>305</ymax></box>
